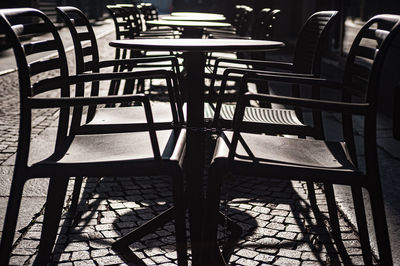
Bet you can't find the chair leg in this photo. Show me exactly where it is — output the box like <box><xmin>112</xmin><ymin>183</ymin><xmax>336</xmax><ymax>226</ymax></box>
<box><xmin>69</xmin><ymin>176</ymin><xmax>83</xmax><ymax>216</ymax></box>
<box><xmin>306</xmin><ymin>181</ymin><xmax>317</xmax><ymax>206</ymax></box>
<box><xmin>218</xmin><ymin>212</ymin><xmax>242</xmax><ymax>263</ymax></box>
<box><xmin>202</xmin><ymin>165</ymin><xmax>226</xmax><ymax>266</ymax></box>
<box><xmin>172</xmin><ymin>170</ymin><xmax>188</xmax><ymax>266</ymax></box>
<box><xmin>351</xmin><ymin>186</ymin><xmax>373</xmax><ymax>265</ymax></box>
<box><xmin>34</xmin><ymin>177</ymin><xmax>69</xmax><ymax>265</ymax></box>
<box><xmin>0</xmin><ymin>176</ymin><xmax>25</xmax><ymax>266</ymax></box>
<box><xmin>368</xmin><ymin>185</ymin><xmax>393</xmax><ymax>265</ymax></box>
<box><xmin>324</xmin><ymin>183</ymin><xmax>341</xmax><ymax>239</ymax></box>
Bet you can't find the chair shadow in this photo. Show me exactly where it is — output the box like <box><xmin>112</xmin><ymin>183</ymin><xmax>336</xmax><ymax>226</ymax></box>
<box><xmin>50</xmin><ymin>175</ymin><xmax>178</xmax><ymax>265</ymax></box>
<box><xmin>217</xmin><ymin>176</ymin><xmax>354</xmax><ymax>265</ymax></box>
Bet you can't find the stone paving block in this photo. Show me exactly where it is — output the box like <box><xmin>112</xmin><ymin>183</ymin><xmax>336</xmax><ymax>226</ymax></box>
<box><xmin>254</xmin><ymin>253</ymin><xmax>274</xmax><ymax>263</ymax></box>
<box><xmin>274</xmin><ymin>256</ymin><xmax>301</xmax><ymax>266</ymax></box>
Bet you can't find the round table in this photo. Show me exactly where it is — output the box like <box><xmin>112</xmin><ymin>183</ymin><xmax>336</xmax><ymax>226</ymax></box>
<box><xmin>171</xmin><ymin>12</ymin><xmax>225</xmax><ymax>19</ymax></box>
<box><xmin>146</xmin><ymin>20</ymin><xmax>231</xmax><ymax>38</ymax></box>
<box><xmin>109</xmin><ymin>38</ymin><xmax>284</xmax><ymax>265</ymax></box>
<box><xmin>160</xmin><ymin>15</ymin><xmax>226</xmax><ymax>22</ymax></box>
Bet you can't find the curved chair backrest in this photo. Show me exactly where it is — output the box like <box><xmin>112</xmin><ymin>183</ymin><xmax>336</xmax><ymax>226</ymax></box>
<box><xmin>341</xmin><ymin>14</ymin><xmax>400</xmax><ymax>159</ymax></box>
<box><xmin>0</xmin><ymin>8</ymin><xmax>70</xmax><ymax>151</ymax></box>
<box><xmin>232</xmin><ymin>5</ymin><xmax>254</xmax><ymax>36</ymax></box>
<box><xmin>252</xmin><ymin>8</ymin><xmax>280</xmax><ymax>40</ymax></box>
<box><xmin>56</xmin><ymin>6</ymin><xmax>103</xmax><ymax>126</ymax></box>
<box><xmin>106</xmin><ymin>5</ymin><xmax>138</xmax><ymax>40</ymax></box>
<box><xmin>117</xmin><ymin>4</ymin><xmax>145</xmax><ymax>34</ymax></box>
<box><xmin>138</xmin><ymin>3</ymin><xmax>159</xmax><ymax>21</ymax></box>
<box><xmin>292</xmin><ymin>11</ymin><xmax>339</xmax><ymax>75</ymax></box>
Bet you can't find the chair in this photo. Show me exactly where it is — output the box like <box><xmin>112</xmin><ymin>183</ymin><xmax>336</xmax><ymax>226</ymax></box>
<box><xmin>0</xmin><ymin>8</ymin><xmax>187</xmax><ymax>265</ymax></box>
<box><xmin>204</xmin><ymin>5</ymin><xmax>255</xmax><ymax>66</ymax></box>
<box><xmin>205</xmin><ymin>5</ymin><xmax>254</xmax><ymax>38</ymax></box>
<box><xmin>204</xmin><ymin>8</ymin><xmax>280</xmax><ymax>70</ymax></box>
<box><xmin>203</xmin><ymin>13</ymin><xmax>399</xmax><ymax>265</ymax></box>
<box><xmin>206</xmin><ymin>11</ymin><xmax>339</xmax><ymax>138</ymax></box>
<box><xmin>250</xmin><ymin>8</ymin><xmax>281</xmax><ymax>60</ymax></box>
<box><xmin>106</xmin><ymin>4</ymin><xmax>180</xmax><ymax>94</ymax></box>
<box><xmin>56</xmin><ymin>6</ymin><xmax>184</xmax><ymax>127</ymax></box>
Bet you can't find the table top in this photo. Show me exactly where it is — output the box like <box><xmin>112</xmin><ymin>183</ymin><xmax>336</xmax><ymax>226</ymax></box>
<box><xmin>159</xmin><ymin>15</ymin><xmax>226</xmax><ymax>22</ymax></box>
<box><xmin>146</xmin><ymin>20</ymin><xmax>231</xmax><ymax>28</ymax></box>
<box><xmin>170</xmin><ymin>12</ymin><xmax>225</xmax><ymax>18</ymax></box>
<box><xmin>110</xmin><ymin>38</ymin><xmax>284</xmax><ymax>52</ymax></box>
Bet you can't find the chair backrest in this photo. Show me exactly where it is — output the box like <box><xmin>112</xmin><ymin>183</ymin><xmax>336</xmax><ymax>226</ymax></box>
<box><xmin>252</xmin><ymin>8</ymin><xmax>280</xmax><ymax>40</ymax></box>
<box><xmin>343</xmin><ymin>15</ymin><xmax>400</xmax><ymax>102</ymax></box>
<box><xmin>232</xmin><ymin>5</ymin><xmax>254</xmax><ymax>36</ymax></box>
<box><xmin>107</xmin><ymin>5</ymin><xmax>138</xmax><ymax>40</ymax></box>
<box><xmin>0</xmin><ymin>8</ymin><xmax>70</xmax><ymax>150</ymax></box>
<box><xmin>138</xmin><ymin>3</ymin><xmax>159</xmax><ymax>21</ymax></box>
<box><xmin>292</xmin><ymin>11</ymin><xmax>339</xmax><ymax>75</ymax></box>
<box><xmin>341</xmin><ymin>14</ymin><xmax>400</xmax><ymax>160</ymax></box>
<box><xmin>117</xmin><ymin>4</ymin><xmax>146</xmax><ymax>34</ymax></box>
<box><xmin>56</xmin><ymin>6</ymin><xmax>103</xmax><ymax>126</ymax></box>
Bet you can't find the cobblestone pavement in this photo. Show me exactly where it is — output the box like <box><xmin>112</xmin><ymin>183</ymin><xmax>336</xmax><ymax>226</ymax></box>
<box><xmin>0</xmin><ymin>18</ymin><xmax>399</xmax><ymax>265</ymax></box>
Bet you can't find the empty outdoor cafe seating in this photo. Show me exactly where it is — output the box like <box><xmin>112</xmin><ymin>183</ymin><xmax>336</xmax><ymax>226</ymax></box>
<box><xmin>202</xmin><ymin>13</ymin><xmax>399</xmax><ymax>266</ymax></box>
<box><xmin>206</xmin><ymin>10</ymin><xmax>339</xmax><ymax>135</ymax></box>
<box><xmin>56</xmin><ymin>6</ymin><xmax>184</xmax><ymax>130</ymax></box>
<box><xmin>0</xmin><ymin>7</ymin><xmax>187</xmax><ymax>265</ymax></box>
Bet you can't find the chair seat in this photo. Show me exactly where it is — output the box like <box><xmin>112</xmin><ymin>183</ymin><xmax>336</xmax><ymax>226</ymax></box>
<box><xmin>213</xmin><ymin>131</ymin><xmax>361</xmax><ymax>183</ymax></box>
<box><xmin>85</xmin><ymin>104</ymin><xmax>176</xmax><ymax>130</ymax></box>
<box><xmin>30</xmin><ymin>129</ymin><xmax>185</xmax><ymax>177</ymax></box>
<box><xmin>205</xmin><ymin>103</ymin><xmax>303</xmax><ymax>124</ymax></box>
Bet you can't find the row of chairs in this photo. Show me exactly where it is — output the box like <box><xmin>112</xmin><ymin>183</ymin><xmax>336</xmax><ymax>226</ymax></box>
<box><xmin>0</xmin><ymin>5</ymin><xmax>397</xmax><ymax>266</ymax></box>
<box><xmin>0</xmin><ymin>6</ymin><xmax>188</xmax><ymax>266</ymax></box>
<box><xmin>201</xmin><ymin>11</ymin><xmax>399</xmax><ymax>266</ymax></box>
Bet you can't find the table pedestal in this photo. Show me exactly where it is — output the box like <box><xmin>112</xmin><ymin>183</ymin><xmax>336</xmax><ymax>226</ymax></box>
<box><xmin>184</xmin><ymin>51</ymin><xmax>206</xmax><ymax>265</ymax></box>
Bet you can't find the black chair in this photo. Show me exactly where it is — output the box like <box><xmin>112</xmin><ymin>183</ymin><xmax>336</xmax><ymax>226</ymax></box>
<box><xmin>106</xmin><ymin>4</ymin><xmax>180</xmax><ymax>94</ymax></box>
<box><xmin>56</xmin><ymin>6</ymin><xmax>184</xmax><ymax>126</ymax></box>
<box><xmin>203</xmin><ymin>13</ymin><xmax>399</xmax><ymax>265</ymax></box>
<box><xmin>204</xmin><ymin>8</ymin><xmax>280</xmax><ymax>69</ymax></box>
<box><xmin>207</xmin><ymin>11</ymin><xmax>339</xmax><ymax>138</ymax></box>
<box><xmin>205</xmin><ymin>5</ymin><xmax>254</xmax><ymax>38</ymax></box>
<box><xmin>0</xmin><ymin>8</ymin><xmax>187</xmax><ymax>265</ymax></box>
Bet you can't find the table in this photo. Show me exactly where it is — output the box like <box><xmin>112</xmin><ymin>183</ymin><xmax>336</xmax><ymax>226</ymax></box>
<box><xmin>146</xmin><ymin>20</ymin><xmax>231</xmax><ymax>38</ymax></box>
<box><xmin>160</xmin><ymin>14</ymin><xmax>226</xmax><ymax>22</ymax></box>
<box><xmin>109</xmin><ymin>38</ymin><xmax>284</xmax><ymax>265</ymax></box>
<box><xmin>171</xmin><ymin>12</ymin><xmax>225</xmax><ymax>19</ymax></box>
<box><xmin>160</xmin><ymin>15</ymin><xmax>226</xmax><ymax>22</ymax></box>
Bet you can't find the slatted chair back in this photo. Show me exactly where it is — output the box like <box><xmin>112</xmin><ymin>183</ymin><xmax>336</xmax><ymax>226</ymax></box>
<box><xmin>106</xmin><ymin>5</ymin><xmax>137</xmax><ymax>40</ymax></box>
<box><xmin>0</xmin><ymin>8</ymin><xmax>70</xmax><ymax>152</ymax></box>
<box><xmin>56</xmin><ymin>6</ymin><xmax>103</xmax><ymax>128</ymax></box>
<box><xmin>117</xmin><ymin>4</ymin><xmax>145</xmax><ymax>35</ymax></box>
<box><xmin>232</xmin><ymin>5</ymin><xmax>254</xmax><ymax>37</ymax></box>
<box><xmin>341</xmin><ymin>14</ymin><xmax>400</xmax><ymax>160</ymax></box>
<box><xmin>292</xmin><ymin>11</ymin><xmax>339</xmax><ymax>75</ymax></box>
<box><xmin>250</xmin><ymin>9</ymin><xmax>280</xmax><ymax>61</ymax></box>
<box><xmin>139</xmin><ymin>3</ymin><xmax>159</xmax><ymax>21</ymax></box>
<box><xmin>252</xmin><ymin>8</ymin><xmax>280</xmax><ymax>40</ymax></box>
<box><xmin>289</xmin><ymin>11</ymin><xmax>339</xmax><ymax>137</ymax></box>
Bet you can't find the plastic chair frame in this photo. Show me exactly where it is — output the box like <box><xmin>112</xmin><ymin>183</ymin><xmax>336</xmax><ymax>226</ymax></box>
<box><xmin>203</xmin><ymin>14</ymin><xmax>400</xmax><ymax>265</ymax></box>
<box><xmin>0</xmin><ymin>8</ymin><xmax>187</xmax><ymax>265</ymax></box>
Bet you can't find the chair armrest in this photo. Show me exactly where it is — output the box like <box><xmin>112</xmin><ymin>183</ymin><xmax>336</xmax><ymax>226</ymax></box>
<box><xmin>98</xmin><ymin>55</ymin><xmax>179</xmax><ymax>68</ymax></box>
<box><xmin>214</xmin><ymin>58</ymin><xmax>294</xmax><ymax>72</ymax></box>
<box><xmin>240</xmin><ymin>71</ymin><xmax>342</xmax><ymax>90</ymax></box>
<box><xmin>33</xmin><ymin>70</ymin><xmax>175</xmax><ymax>92</ymax></box>
<box><xmin>214</xmin><ymin>67</ymin><xmax>317</xmax><ymax>101</ymax></box>
<box><xmin>28</xmin><ymin>94</ymin><xmax>150</xmax><ymax>108</ymax></box>
<box><xmin>233</xmin><ymin>92</ymin><xmax>369</xmax><ymax>129</ymax></box>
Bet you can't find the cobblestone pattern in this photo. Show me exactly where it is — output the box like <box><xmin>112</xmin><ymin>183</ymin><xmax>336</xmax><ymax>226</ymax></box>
<box><xmin>8</xmin><ymin>175</ymin><xmax>367</xmax><ymax>265</ymax></box>
<box><xmin>0</xmin><ymin>70</ymin><xmax>60</xmax><ymax>164</ymax></box>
